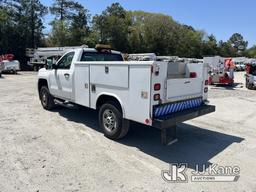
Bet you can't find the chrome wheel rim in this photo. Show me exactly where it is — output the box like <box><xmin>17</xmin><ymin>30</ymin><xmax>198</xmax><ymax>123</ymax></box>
<box><xmin>41</xmin><ymin>90</ymin><xmax>47</xmax><ymax>106</ymax></box>
<box><xmin>103</xmin><ymin>109</ymin><xmax>117</xmax><ymax>132</ymax></box>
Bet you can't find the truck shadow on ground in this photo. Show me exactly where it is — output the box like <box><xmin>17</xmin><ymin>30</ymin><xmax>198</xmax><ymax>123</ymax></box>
<box><xmin>55</xmin><ymin>107</ymin><xmax>244</xmax><ymax>171</ymax></box>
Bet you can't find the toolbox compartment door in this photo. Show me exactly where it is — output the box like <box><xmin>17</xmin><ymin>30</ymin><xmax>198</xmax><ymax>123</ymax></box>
<box><xmin>90</xmin><ymin>65</ymin><xmax>129</xmax><ymax>88</ymax></box>
<box><xmin>166</xmin><ymin>78</ymin><xmax>202</xmax><ymax>100</ymax></box>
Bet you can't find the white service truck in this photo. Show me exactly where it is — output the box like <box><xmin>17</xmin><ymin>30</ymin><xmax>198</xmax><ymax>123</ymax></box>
<box><xmin>27</xmin><ymin>46</ymin><xmax>82</xmax><ymax>71</ymax></box>
<box><xmin>38</xmin><ymin>45</ymin><xmax>215</xmax><ymax>144</ymax></box>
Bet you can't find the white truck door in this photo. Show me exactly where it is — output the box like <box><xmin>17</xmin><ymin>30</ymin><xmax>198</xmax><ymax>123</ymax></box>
<box><xmin>49</xmin><ymin>52</ymin><xmax>75</xmax><ymax>99</ymax></box>
<box><xmin>74</xmin><ymin>64</ymin><xmax>90</xmax><ymax>107</ymax></box>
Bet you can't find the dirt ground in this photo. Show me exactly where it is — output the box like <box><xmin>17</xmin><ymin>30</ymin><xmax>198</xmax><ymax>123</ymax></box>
<box><xmin>0</xmin><ymin>72</ymin><xmax>255</xmax><ymax>192</ymax></box>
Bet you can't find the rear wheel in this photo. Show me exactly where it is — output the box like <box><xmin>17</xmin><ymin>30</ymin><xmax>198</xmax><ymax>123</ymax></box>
<box><xmin>248</xmin><ymin>83</ymin><xmax>254</xmax><ymax>90</ymax></box>
<box><xmin>39</xmin><ymin>86</ymin><xmax>56</xmax><ymax>110</ymax></box>
<box><xmin>246</xmin><ymin>79</ymin><xmax>254</xmax><ymax>90</ymax></box>
<box><xmin>99</xmin><ymin>102</ymin><xmax>129</xmax><ymax>140</ymax></box>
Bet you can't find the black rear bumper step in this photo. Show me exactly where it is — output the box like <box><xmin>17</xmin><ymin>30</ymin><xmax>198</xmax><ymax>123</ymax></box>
<box><xmin>152</xmin><ymin>105</ymin><xmax>215</xmax><ymax>129</ymax></box>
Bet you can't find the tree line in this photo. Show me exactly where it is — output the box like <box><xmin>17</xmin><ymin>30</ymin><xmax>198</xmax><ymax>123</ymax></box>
<box><xmin>0</xmin><ymin>0</ymin><xmax>255</xmax><ymax>68</ymax></box>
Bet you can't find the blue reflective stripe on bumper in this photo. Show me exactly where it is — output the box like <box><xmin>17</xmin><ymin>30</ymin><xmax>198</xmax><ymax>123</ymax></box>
<box><xmin>153</xmin><ymin>97</ymin><xmax>203</xmax><ymax>118</ymax></box>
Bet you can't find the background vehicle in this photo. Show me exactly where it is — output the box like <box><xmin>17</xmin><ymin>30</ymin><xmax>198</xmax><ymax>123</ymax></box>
<box><xmin>38</xmin><ymin>45</ymin><xmax>215</xmax><ymax>144</ymax></box>
<box><xmin>234</xmin><ymin>62</ymin><xmax>245</xmax><ymax>71</ymax></box>
<box><xmin>0</xmin><ymin>54</ymin><xmax>20</xmax><ymax>74</ymax></box>
<box><xmin>204</xmin><ymin>56</ymin><xmax>234</xmax><ymax>86</ymax></box>
<box><xmin>128</xmin><ymin>53</ymin><xmax>157</xmax><ymax>61</ymax></box>
<box><xmin>245</xmin><ymin>62</ymin><xmax>256</xmax><ymax>90</ymax></box>
<box><xmin>26</xmin><ymin>46</ymin><xmax>83</xmax><ymax>71</ymax></box>
<box><xmin>0</xmin><ymin>62</ymin><xmax>4</xmax><ymax>77</ymax></box>
<box><xmin>233</xmin><ymin>57</ymin><xmax>247</xmax><ymax>71</ymax></box>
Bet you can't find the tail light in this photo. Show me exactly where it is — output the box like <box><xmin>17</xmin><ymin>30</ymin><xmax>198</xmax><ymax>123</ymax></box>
<box><xmin>205</xmin><ymin>80</ymin><xmax>209</xmax><ymax>85</ymax></box>
<box><xmin>154</xmin><ymin>83</ymin><xmax>161</xmax><ymax>91</ymax></box>
<box><xmin>190</xmin><ymin>72</ymin><xmax>197</xmax><ymax>78</ymax></box>
<box><xmin>154</xmin><ymin>94</ymin><xmax>160</xmax><ymax>101</ymax></box>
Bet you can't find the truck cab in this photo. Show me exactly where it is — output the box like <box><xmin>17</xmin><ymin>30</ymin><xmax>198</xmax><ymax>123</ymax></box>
<box><xmin>39</xmin><ymin>46</ymin><xmax>123</xmax><ymax>101</ymax></box>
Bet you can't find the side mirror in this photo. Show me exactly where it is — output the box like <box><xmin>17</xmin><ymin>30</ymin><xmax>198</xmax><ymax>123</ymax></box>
<box><xmin>52</xmin><ymin>63</ymin><xmax>58</xmax><ymax>70</ymax></box>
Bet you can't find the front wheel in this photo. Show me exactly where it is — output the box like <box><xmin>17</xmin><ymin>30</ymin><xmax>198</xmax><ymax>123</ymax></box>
<box><xmin>39</xmin><ymin>86</ymin><xmax>56</xmax><ymax>110</ymax></box>
<box><xmin>99</xmin><ymin>102</ymin><xmax>129</xmax><ymax>140</ymax></box>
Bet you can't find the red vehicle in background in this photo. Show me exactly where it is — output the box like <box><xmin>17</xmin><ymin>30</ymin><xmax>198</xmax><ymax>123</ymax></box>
<box><xmin>204</xmin><ymin>56</ymin><xmax>234</xmax><ymax>86</ymax></box>
<box><xmin>0</xmin><ymin>54</ymin><xmax>14</xmax><ymax>62</ymax></box>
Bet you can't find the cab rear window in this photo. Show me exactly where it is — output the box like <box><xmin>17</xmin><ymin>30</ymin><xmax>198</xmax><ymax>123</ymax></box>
<box><xmin>80</xmin><ymin>52</ymin><xmax>123</xmax><ymax>62</ymax></box>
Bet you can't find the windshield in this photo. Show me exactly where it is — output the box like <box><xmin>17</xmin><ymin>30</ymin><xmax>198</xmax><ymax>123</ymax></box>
<box><xmin>81</xmin><ymin>51</ymin><xmax>123</xmax><ymax>62</ymax></box>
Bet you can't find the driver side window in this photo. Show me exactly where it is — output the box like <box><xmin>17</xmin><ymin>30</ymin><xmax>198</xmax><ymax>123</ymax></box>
<box><xmin>57</xmin><ymin>52</ymin><xmax>75</xmax><ymax>69</ymax></box>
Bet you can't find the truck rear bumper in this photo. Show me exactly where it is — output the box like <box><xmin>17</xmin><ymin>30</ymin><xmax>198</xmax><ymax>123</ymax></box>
<box><xmin>152</xmin><ymin>105</ymin><xmax>215</xmax><ymax>129</ymax></box>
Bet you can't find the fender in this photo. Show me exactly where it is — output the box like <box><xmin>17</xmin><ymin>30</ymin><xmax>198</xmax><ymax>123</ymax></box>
<box><xmin>95</xmin><ymin>92</ymin><xmax>126</xmax><ymax>118</ymax></box>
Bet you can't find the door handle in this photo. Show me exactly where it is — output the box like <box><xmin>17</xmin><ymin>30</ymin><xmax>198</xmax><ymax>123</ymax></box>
<box><xmin>64</xmin><ymin>73</ymin><xmax>70</xmax><ymax>78</ymax></box>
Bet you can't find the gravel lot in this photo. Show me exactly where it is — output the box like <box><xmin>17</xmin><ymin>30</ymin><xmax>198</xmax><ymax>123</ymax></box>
<box><xmin>0</xmin><ymin>72</ymin><xmax>255</xmax><ymax>192</ymax></box>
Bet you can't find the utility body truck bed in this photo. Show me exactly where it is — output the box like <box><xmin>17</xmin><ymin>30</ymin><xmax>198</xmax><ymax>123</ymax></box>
<box><xmin>38</xmin><ymin>45</ymin><xmax>215</xmax><ymax>144</ymax></box>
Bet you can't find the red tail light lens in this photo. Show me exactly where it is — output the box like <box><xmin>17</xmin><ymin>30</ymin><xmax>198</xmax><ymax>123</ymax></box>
<box><xmin>190</xmin><ymin>72</ymin><xmax>197</xmax><ymax>78</ymax></box>
<box><xmin>154</xmin><ymin>83</ymin><xmax>161</xmax><ymax>91</ymax></box>
<box><xmin>154</xmin><ymin>94</ymin><xmax>160</xmax><ymax>101</ymax></box>
<box><xmin>205</xmin><ymin>80</ymin><xmax>209</xmax><ymax>85</ymax></box>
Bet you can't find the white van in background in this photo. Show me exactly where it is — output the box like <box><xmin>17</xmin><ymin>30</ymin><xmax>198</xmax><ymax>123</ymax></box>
<box><xmin>2</xmin><ymin>60</ymin><xmax>20</xmax><ymax>74</ymax></box>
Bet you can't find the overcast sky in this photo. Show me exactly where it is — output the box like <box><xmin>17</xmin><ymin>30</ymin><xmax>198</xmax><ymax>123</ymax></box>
<box><xmin>41</xmin><ymin>0</ymin><xmax>256</xmax><ymax>47</ymax></box>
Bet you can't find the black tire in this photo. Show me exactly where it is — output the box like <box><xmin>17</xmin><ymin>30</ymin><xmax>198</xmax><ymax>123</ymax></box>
<box><xmin>246</xmin><ymin>79</ymin><xmax>254</xmax><ymax>90</ymax></box>
<box><xmin>228</xmin><ymin>82</ymin><xmax>234</xmax><ymax>87</ymax></box>
<box><xmin>248</xmin><ymin>83</ymin><xmax>254</xmax><ymax>90</ymax></box>
<box><xmin>39</xmin><ymin>86</ymin><xmax>56</xmax><ymax>110</ymax></box>
<box><xmin>0</xmin><ymin>73</ymin><xmax>2</xmax><ymax>78</ymax></box>
<box><xmin>99</xmin><ymin>101</ymin><xmax>129</xmax><ymax>140</ymax></box>
<box><xmin>246</xmin><ymin>79</ymin><xmax>249</xmax><ymax>89</ymax></box>
<box><xmin>33</xmin><ymin>65</ymin><xmax>38</xmax><ymax>72</ymax></box>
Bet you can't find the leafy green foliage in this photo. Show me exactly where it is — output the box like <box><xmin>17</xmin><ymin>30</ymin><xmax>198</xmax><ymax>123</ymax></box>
<box><xmin>92</xmin><ymin>3</ymin><xmax>130</xmax><ymax>51</ymax></box>
<box><xmin>229</xmin><ymin>33</ymin><xmax>248</xmax><ymax>51</ymax></box>
<box><xmin>0</xmin><ymin>1</ymin><xmax>255</xmax><ymax>71</ymax></box>
<box><xmin>50</xmin><ymin>0</ymin><xmax>83</xmax><ymax>21</ymax></box>
<box><xmin>47</xmin><ymin>0</ymin><xmax>90</xmax><ymax>46</ymax></box>
<box><xmin>245</xmin><ymin>46</ymin><xmax>256</xmax><ymax>58</ymax></box>
<box><xmin>0</xmin><ymin>0</ymin><xmax>47</xmax><ymax>69</ymax></box>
